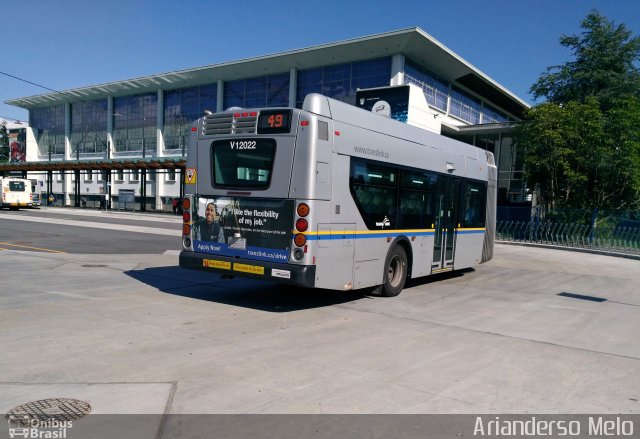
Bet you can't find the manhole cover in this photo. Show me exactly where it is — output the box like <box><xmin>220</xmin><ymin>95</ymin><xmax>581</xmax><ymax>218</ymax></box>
<box><xmin>81</xmin><ymin>264</ymin><xmax>107</xmax><ymax>268</ymax></box>
<box><xmin>6</xmin><ymin>398</ymin><xmax>91</xmax><ymax>424</ymax></box>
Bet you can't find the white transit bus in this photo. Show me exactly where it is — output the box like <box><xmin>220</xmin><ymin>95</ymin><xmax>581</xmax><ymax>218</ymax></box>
<box><xmin>0</xmin><ymin>177</ymin><xmax>33</xmax><ymax>209</ymax></box>
<box><xmin>179</xmin><ymin>93</ymin><xmax>496</xmax><ymax>296</ymax></box>
<box><xmin>29</xmin><ymin>178</ymin><xmax>42</xmax><ymax>206</ymax></box>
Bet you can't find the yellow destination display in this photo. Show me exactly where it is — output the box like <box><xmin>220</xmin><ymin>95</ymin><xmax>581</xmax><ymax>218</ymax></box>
<box><xmin>202</xmin><ymin>259</ymin><xmax>231</xmax><ymax>270</ymax></box>
<box><xmin>233</xmin><ymin>263</ymin><xmax>265</xmax><ymax>275</ymax></box>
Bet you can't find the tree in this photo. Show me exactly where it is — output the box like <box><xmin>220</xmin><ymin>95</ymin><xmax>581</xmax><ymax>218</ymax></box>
<box><xmin>517</xmin><ymin>11</ymin><xmax>640</xmax><ymax>211</ymax></box>
<box><xmin>0</xmin><ymin>121</ymin><xmax>9</xmax><ymax>163</ymax></box>
<box><xmin>602</xmin><ymin>96</ymin><xmax>640</xmax><ymax>209</ymax></box>
<box><xmin>516</xmin><ymin>98</ymin><xmax>607</xmax><ymax>209</ymax></box>
<box><xmin>530</xmin><ymin>10</ymin><xmax>640</xmax><ymax>110</ymax></box>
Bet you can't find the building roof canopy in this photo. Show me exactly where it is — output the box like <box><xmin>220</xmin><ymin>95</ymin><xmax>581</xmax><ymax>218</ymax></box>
<box><xmin>0</xmin><ymin>157</ymin><xmax>185</xmax><ymax>173</ymax></box>
<box><xmin>5</xmin><ymin>28</ymin><xmax>528</xmax><ymax>119</ymax></box>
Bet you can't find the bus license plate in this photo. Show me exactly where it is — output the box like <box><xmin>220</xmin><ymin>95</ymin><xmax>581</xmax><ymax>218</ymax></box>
<box><xmin>271</xmin><ymin>269</ymin><xmax>291</xmax><ymax>279</ymax></box>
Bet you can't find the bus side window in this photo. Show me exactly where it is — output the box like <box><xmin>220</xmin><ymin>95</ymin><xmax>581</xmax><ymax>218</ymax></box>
<box><xmin>398</xmin><ymin>171</ymin><xmax>438</xmax><ymax>229</ymax></box>
<box><xmin>463</xmin><ymin>182</ymin><xmax>486</xmax><ymax>228</ymax></box>
<box><xmin>349</xmin><ymin>159</ymin><xmax>398</xmax><ymax>229</ymax></box>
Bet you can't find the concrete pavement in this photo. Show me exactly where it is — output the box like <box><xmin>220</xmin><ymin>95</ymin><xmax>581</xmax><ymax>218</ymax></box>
<box><xmin>1</xmin><ymin>238</ymin><xmax>639</xmax><ymax>415</ymax></box>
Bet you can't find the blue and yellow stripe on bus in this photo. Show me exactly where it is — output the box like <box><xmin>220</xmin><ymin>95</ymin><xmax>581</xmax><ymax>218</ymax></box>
<box><xmin>293</xmin><ymin>228</ymin><xmax>485</xmax><ymax>240</ymax></box>
<box><xmin>455</xmin><ymin>228</ymin><xmax>486</xmax><ymax>235</ymax></box>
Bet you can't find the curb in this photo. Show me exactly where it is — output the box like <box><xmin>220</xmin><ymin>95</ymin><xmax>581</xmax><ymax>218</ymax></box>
<box><xmin>497</xmin><ymin>241</ymin><xmax>640</xmax><ymax>261</ymax></box>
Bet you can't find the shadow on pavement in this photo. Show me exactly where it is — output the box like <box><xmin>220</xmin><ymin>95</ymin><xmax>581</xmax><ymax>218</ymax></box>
<box><xmin>125</xmin><ymin>265</ymin><xmax>369</xmax><ymax>313</ymax></box>
<box><xmin>404</xmin><ymin>267</ymin><xmax>474</xmax><ymax>289</ymax></box>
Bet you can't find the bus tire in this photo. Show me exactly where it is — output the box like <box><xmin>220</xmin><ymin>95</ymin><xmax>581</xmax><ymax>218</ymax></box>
<box><xmin>378</xmin><ymin>245</ymin><xmax>408</xmax><ymax>297</ymax></box>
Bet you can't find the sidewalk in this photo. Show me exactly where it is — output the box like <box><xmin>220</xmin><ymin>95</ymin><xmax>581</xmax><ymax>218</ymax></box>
<box><xmin>38</xmin><ymin>205</ymin><xmax>183</xmax><ymax>223</ymax></box>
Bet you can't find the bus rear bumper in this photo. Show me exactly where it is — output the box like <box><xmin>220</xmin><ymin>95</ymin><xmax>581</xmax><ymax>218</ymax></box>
<box><xmin>179</xmin><ymin>251</ymin><xmax>316</xmax><ymax>288</ymax></box>
<box><xmin>2</xmin><ymin>202</ymin><xmax>32</xmax><ymax>208</ymax></box>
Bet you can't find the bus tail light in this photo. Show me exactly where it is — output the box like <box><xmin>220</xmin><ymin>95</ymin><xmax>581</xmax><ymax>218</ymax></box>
<box><xmin>182</xmin><ymin>198</ymin><xmax>192</xmax><ymax>237</ymax></box>
<box><xmin>294</xmin><ymin>233</ymin><xmax>307</xmax><ymax>247</ymax></box>
<box><xmin>292</xmin><ymin>201</ymin><xmax>310</xmax><ymax>262</ymax></box>
<box><xmin>296</xmin><ymin>203</ymin><xmax>309</xmax><ymax>217</ymax></box>
<box><xmin>295</xmin><ymin>218</ymin><xmax>308</xmax><ymax>232</ymax></box>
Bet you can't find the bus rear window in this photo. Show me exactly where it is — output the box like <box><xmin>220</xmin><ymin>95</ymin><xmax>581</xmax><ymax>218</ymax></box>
<box><xmin>9</xmin><ymin>181</ymin><xmax>26</xmax><ymax>192</ymax></box>
<box><xmin>212</xmin><ymin>139</ymin><xmax>276</xmax><ymax>189</ymax></box>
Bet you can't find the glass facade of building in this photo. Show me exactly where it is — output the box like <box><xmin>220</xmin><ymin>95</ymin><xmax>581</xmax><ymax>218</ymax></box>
<box><xmin>113</xmin><ymin>93</ymin><xmax>157</xmax><ymax>155</ymax></box>
<box><xmin>30</xmin><ymin>105</ymin><xmax>65</xmax><ymax>156</ymax></box>
<box><xmin>449</xmin><ymin>86</ymin><xmax>482</xmax><ymax>124</ymax></box>
<box><xmin>296</xmin><ymin>57</ymin><xmax>391</xmax><ymax>108</ymax></box>
<box><xmin>163</xmin><ymin>85</ymin><xmax>217</xmax><ymax>154</ymax></box>
<box><xmin>481</xmin><ymin>103</ymin><xmax>508</xmax><ymax>124</ymax></box>
<box><xmin>404</xmin><ymin>60</ymin><xmax>449</xmax><ymax>112</ymax></box>
<box><xmin>405</xmin><ymin>58</ymin><xmax>509</xmax><ymax>124</ymax></box>
<box><xmin>26</xmin><ymin>55</ymin><xmax>517</xmax><ymax>180</ymax></box>
<box><xmin>70</xmin><ymin>99</ymin><xmax>108</xmax><ymax>155</ymax></box>
<box><xmin>223</xmin><ymin>72</ymin><xmax>289</xmax><ymax>110</ymax></box>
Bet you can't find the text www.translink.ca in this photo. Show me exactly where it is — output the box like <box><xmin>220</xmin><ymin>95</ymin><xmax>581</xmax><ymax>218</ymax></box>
<box><xmin>353</xmin><ymin>146</ymin><xmax>390</xmax><ymax>159</ymax></box>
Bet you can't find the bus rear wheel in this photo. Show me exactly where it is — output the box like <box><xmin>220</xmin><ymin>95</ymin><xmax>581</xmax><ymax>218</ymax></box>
<box><xmin>378</xmin><ymin>245</ymin><xmax>408</xmax><ymax>297</ymax></box>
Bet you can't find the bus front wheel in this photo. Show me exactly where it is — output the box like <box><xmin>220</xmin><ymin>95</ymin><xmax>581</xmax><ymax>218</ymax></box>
<box><xmin>378</xmin><ymin>245</ymin><xmax>408</xmax><ymax>297</ymax></box>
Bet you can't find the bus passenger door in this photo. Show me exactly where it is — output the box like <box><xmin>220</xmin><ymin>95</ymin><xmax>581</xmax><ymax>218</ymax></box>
<box><xmin>315</xmin><ymin>223</ymin><xmax>355</xmax><ymax>290</ymax></box>
<box><xmin>432</xmin><ymin>177</ymin><xmax>460</xmax><ymax>272</ymax></box>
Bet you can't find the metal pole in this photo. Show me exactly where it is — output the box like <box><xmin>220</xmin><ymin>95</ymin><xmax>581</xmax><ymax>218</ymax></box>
<box><xmin>75</xmin><ymin>140</ymin><xmax>81</xmax><ymax>207</ymax></box>
<box><xmin>106</xmin><ymin>170</ymin><xmax>111</xmax><ymax>210</ymax></box>
<box><xmin>75</xmin><ymin>169</ymin><xmax>80</xmax><ymax>206</ymax></box>
<box><xmin>141</xmin><ymin>168</ymin><xmax>146</xmax><ymax>212</ymax></box>
<box><xmin>589</xmin><ymin>208</ymin><xmax>598</xmax><ymax>248</ymax></box>
<box><xmin>179</xmin><ymin>167</ymin><xmax>184</xmax><ymax>200</ymax></box>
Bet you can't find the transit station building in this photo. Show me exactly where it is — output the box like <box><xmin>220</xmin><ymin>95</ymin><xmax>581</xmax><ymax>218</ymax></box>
<box><xmin>2</xmin><ymin>27</ymin><xmax>529</xmax><ymax>211</ymax></box>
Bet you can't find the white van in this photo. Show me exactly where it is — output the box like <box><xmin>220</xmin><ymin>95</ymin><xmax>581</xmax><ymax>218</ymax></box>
<box><xmin>0</xmin><ymin>177</ymin><xmax>33</xmax><ymax>209</ymax></box>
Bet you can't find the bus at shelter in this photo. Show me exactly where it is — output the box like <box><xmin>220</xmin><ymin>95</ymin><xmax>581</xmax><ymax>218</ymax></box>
<box><xmin>0</xmin><ymin>177</ymin><xmax>33</xmax><ymax>210</ymax></box>
<box><xmin>179</xmin><ymin>93</ymin><xmax>496</xmax><ymax>296</ymax></box>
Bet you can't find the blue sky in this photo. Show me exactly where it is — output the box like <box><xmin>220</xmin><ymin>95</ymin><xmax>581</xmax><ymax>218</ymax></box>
<box><xmin>2</xmin><ymin>0</ymin><xmax>640</xmax><ymax>123</ymax></box>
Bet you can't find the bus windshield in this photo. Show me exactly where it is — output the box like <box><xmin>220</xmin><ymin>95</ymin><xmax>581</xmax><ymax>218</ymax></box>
<box><xmin>9</xmin><ymin>181</ymin><xmax>26</xmax><ymax>192</ymax></box>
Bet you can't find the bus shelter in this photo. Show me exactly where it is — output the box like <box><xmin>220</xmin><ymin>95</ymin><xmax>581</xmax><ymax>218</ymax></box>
<box><xmin>0</xmin><ymin>157</ymin><xmax>185</xmax><ymax>211</ymax></box>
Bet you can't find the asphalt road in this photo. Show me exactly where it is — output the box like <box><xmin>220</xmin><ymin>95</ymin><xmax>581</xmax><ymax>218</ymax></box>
<box><xmin>0</xmin><ymin>207</ymin><xmax>181</xmax><ymax>254</ymax></box>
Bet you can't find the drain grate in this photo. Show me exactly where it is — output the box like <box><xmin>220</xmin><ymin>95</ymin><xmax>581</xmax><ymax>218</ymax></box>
<box><xmin>81</xmin><ymin>264</ymin><xmax>107</xmax><ymax>268</ymax></box>
<box><xmin>558</xmin><ymin>292</ymin><xmax>607</xmax><ymax>303</ymax></box>
<box><xmin>6</xmin><ymin>398</ymin><xmax>91</xmax><ymax>425</ymax></box>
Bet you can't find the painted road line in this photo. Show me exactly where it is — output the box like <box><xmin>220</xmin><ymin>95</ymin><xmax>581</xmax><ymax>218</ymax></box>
<box><xmin>0</xmin><ymin>242</ymin><xmax>66</xmax><ymax>253</ymax></box>
<box><xmin>0</xmin><ymin>213</ymin><xmax>181</xmax><ymax>237</ymax></box>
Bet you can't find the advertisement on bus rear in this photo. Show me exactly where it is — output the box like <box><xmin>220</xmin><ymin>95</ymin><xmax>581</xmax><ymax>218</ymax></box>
<box><xmin>193</xmin><ymin>197</ymin><xmax>294</xmax><ymax>263</ymax></box>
